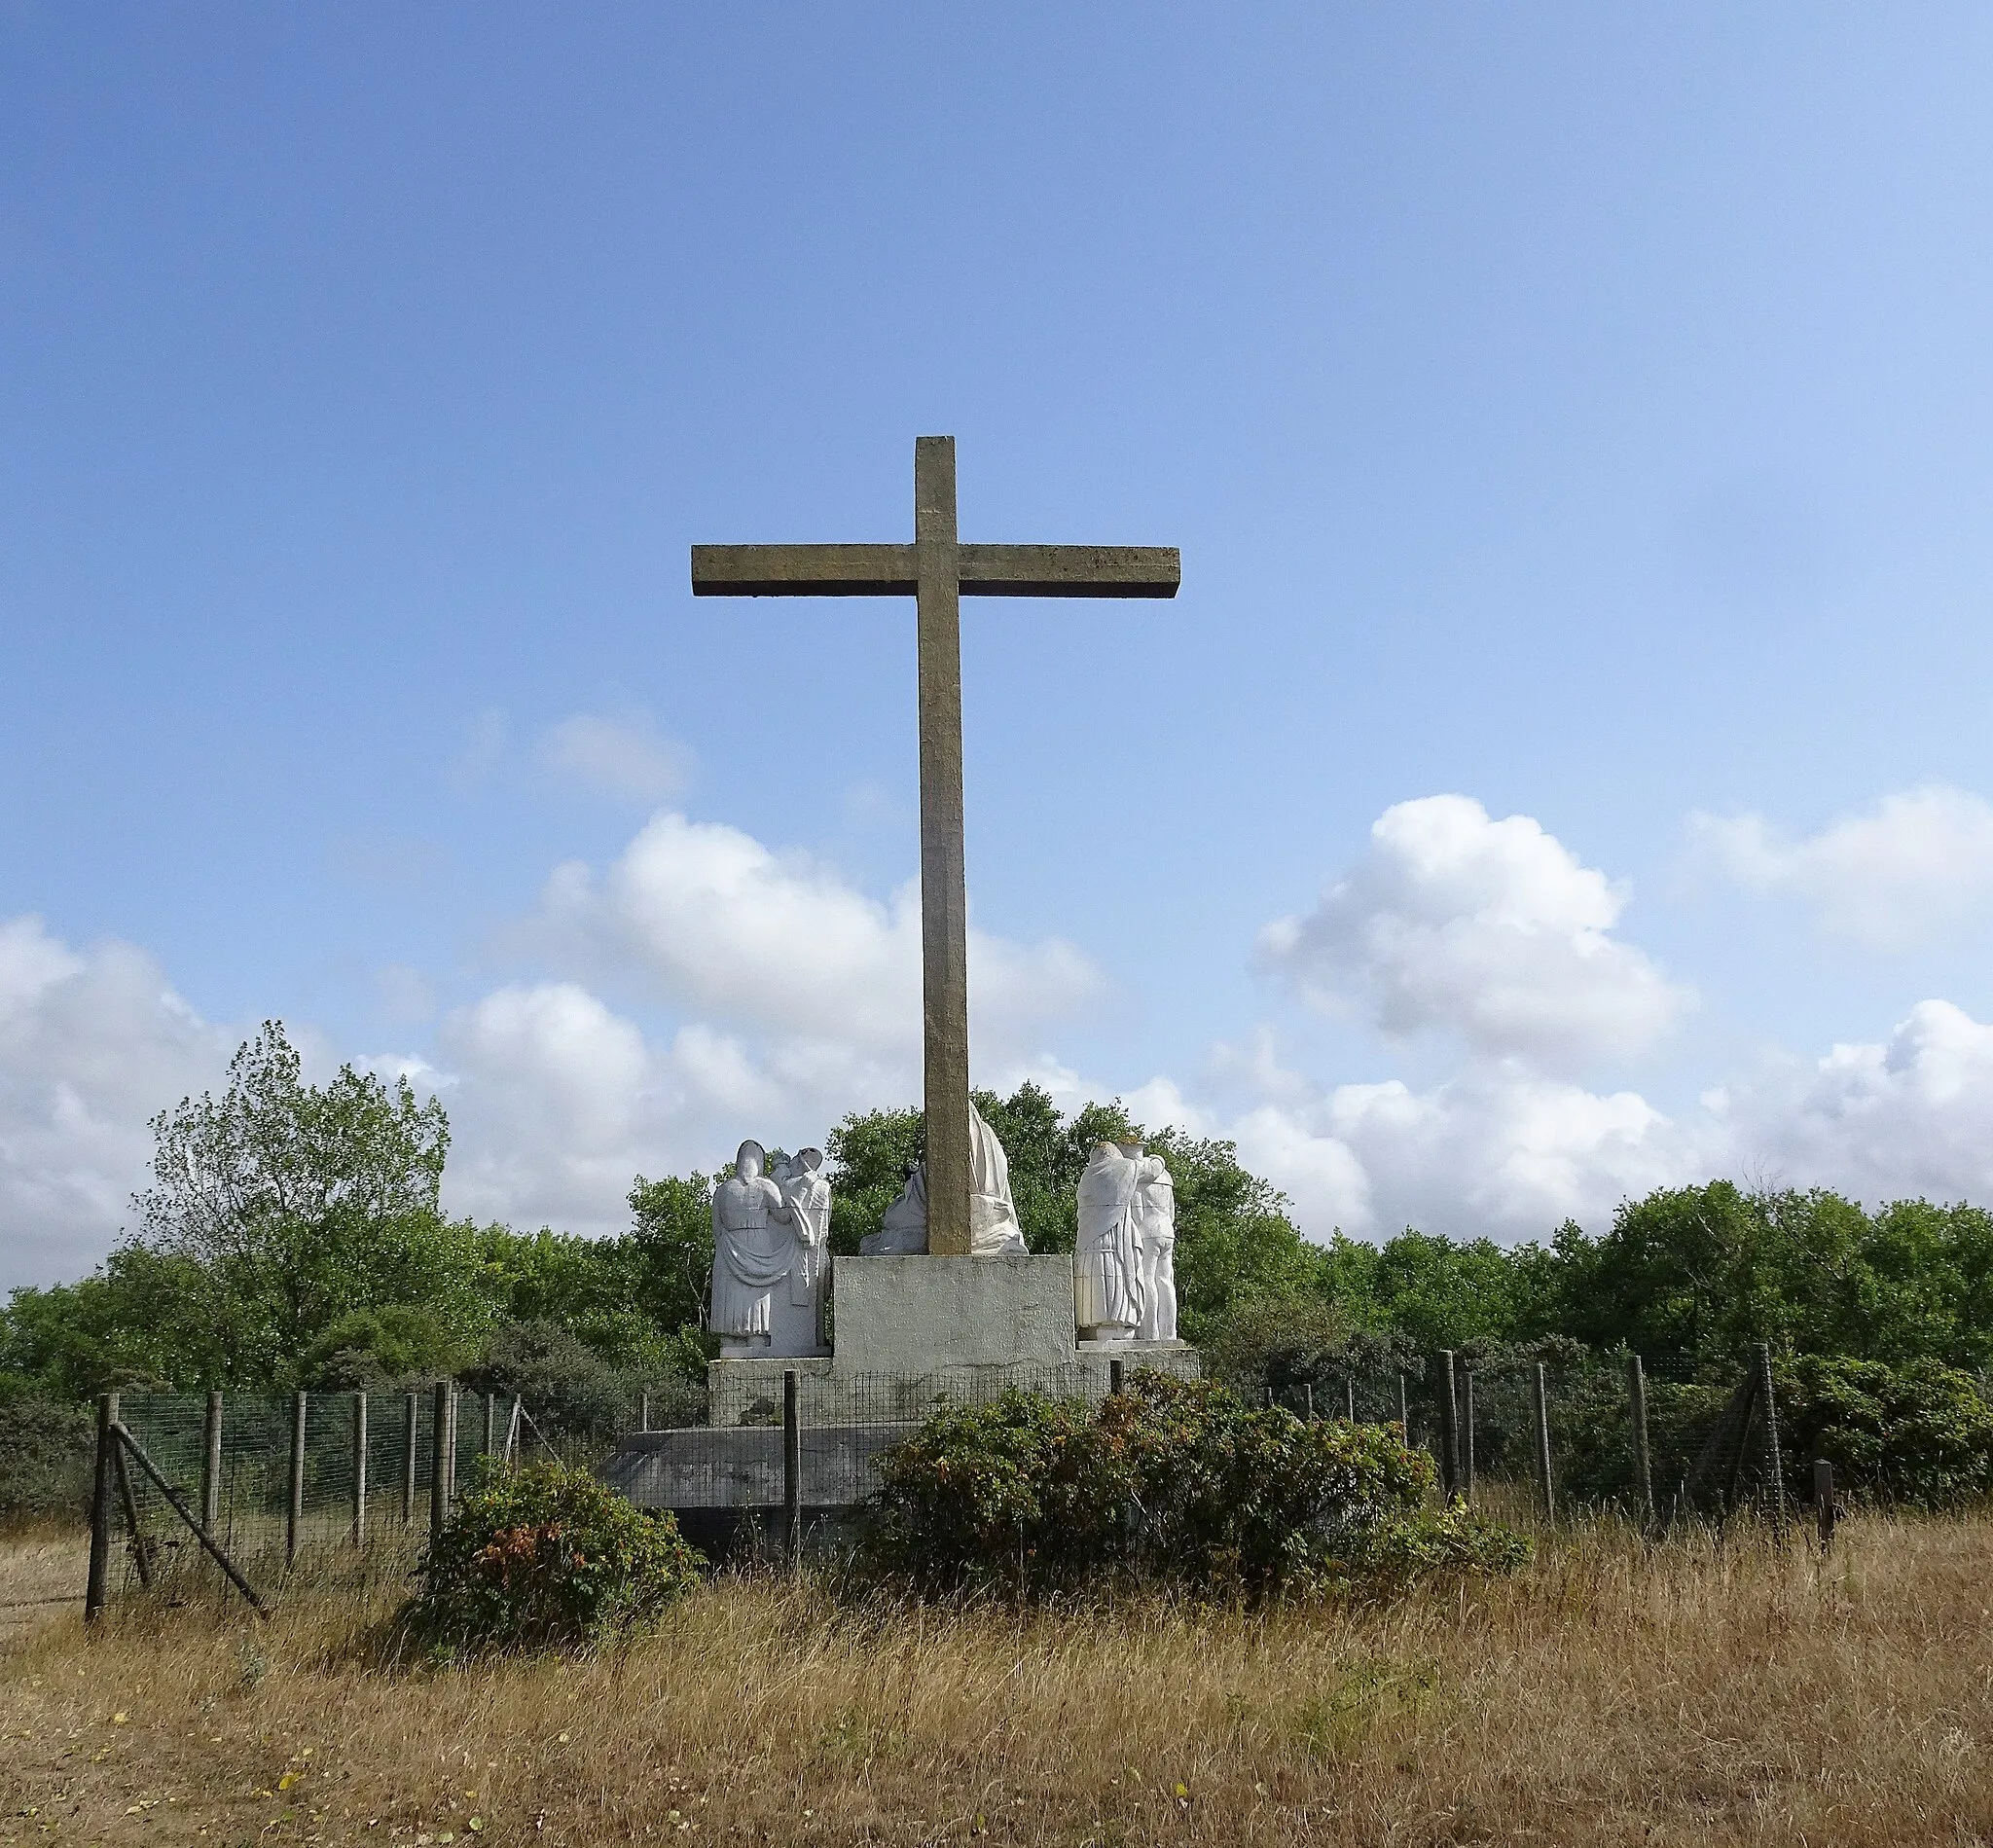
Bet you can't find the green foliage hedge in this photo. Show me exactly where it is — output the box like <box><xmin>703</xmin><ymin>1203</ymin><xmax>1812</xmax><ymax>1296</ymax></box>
<box><xmin>862</xmin><ymin>1371</ymin><xmax>1526</xmax><ymax>1601</ymax></box>
<box><xmin>0</xmin><ymin>1387</ymin><xmax>92</xmax><ymax>1524</ymax></box>
<box><xmin>405</xmin><ymin>1460</ymin><xmax>705</xmax><ymax>1652</ymax></box>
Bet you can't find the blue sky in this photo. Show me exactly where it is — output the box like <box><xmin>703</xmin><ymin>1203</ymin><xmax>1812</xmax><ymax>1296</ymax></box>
<box><xmin>8</xmin><ymin>5</ymin><xmax>1993</xmax><ymax>1285</ymax></box>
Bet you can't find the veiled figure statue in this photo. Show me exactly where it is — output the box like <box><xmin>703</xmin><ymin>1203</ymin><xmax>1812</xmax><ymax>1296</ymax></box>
<box><xmin>710</xmin><ymin>1140</ymin><xmax>826</xmax><ymax>1357</ymax></box>
<box><xmin>858</xmin><ymin>1102</ymin><xmax>1027</xmax><ymax>1255</ymax></box>
<box><xmin>1075</xmin><ymin>1140</ymin><xmax>1147</xmax><ymax>1342</ymax></box>
<box><xmin>775</xmin><ymin>1147</ymin><xmax>832</xmax><ymax>1341</ymax></box>
<box><xmin>1133</xmin><ymin>1150</ymin><xmax>1178</xmax><ymax>1342</ymax></box>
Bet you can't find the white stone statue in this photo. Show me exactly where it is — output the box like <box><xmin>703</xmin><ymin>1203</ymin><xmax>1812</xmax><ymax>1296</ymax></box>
<box><xmin>775</xmin><ymin>1146</ymin><xmax>832</xmax><ymax>1338</ymax></box>
<box><xmin>1133</xmin><ymin>1149</ymin><xmax>1178</xmax><ymax>1342</ymax></box>
<box><xmin>709</xmin><ymin>1140</ymin><xmax>826</xmax><ymax>1357</ymax></box>
<box><xmin>1075</xmin><ymin>1140</ymin><xmax>1147</xmax><ymax>1342</ymax></box>
<box><xmin>858</xmin><ymin>1102</ymin><xmax>1028</xmax><ymax>1256</ymax></box>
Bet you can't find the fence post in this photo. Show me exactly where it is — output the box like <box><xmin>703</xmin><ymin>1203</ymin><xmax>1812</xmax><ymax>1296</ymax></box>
<box><xmin>401</xmin><ymin>1392</ymin><xmax>417</xmax><ymax>1525</ymax></box>
<box><xmin>1345</xmin><ymin>1378</ymin><xmax>1356</xmax><ymax>1421</ymax></box>
<box><xmin>1757</xmin><ymin>1343</ymin><xmax>1786</xmax><ymax>1530</ymax></box>
<box><xmin>483</xmin><ymin>1392</ymin><xmax>495</xmax><ymax>1459</ymax></box>
<box><xmin>286</xmin><ymin>1390</ymin><xmax>308</xmax><ymax>1570</ymax></box>
<box><xmin>85</xmin><ymin>1392</ymin><xmax>117</xmax><ymax>1624</ymax></box>
<box><xmin>1433</xmin><ymin>1352</ymin><xmax>1460</xmax><ymax>1497</ymax></box>
<box><xmin>429</xmin><ymin>1380</ymin><xmax>450</xmax><ymax>1540</ymax></box>
<box><xmin>351</xmin><ymin>1392</ymin><xmax>368</xmax><ymax>1548</ymax></box>
<box><xmin>1463</xmin><ymin>1370</ymin><xmax>1476</xmax><ymax>1504</ymax></box>
<box><xmin>783</xmin><ymin>1367</ymin><xmax>802</xmax><ymax>1569</ymax></box>
<box><xmin>1302</xmin><ymin>1381</ymin><xmax>1313</xmax><ymax>1421</ymax></box>
<box><xmin>445</xmin><ymin>1384</ymin><xmax>458</xmax><ymax>1504</ymax></box>
<box><xmin>640</xmin><ymin>1389</ymin><xmax>650</xmax><ymax>1433</ymax></box>
<box><xmin>508</xmin><ymin>1395</ymin><xmax>522</xmax><ymax>1464</ymax></box>
<box><xmin>201</xmin><ymin>1390</ymin><xmax>223</xmax><ymax>1535</ymax></box>
<box><xmin>1533</xmin><ymin>1361</ymin><xmax>1555</xmax><ymax>1526</ymax></box>
<box><xmin>1397</xmin><ymin>1371</ymin><xmax>1409</xmax><ymax>1436</ymax></box>
<box><xmin>1627</xmin><ymin>1354</ymin><xmax>1653</xmax><ymax>1525</ymax></box>
<box><xmin>1814</xmin><ymin>1458</ymin><xmax>1835</xmax><ymax>1551</ymax></box>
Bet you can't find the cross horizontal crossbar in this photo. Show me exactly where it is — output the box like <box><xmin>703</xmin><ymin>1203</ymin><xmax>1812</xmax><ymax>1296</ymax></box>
<box><xmin>691</xmin><ymin>542</ymin><xmax>1179</xmax><ymax>598</ymax></box>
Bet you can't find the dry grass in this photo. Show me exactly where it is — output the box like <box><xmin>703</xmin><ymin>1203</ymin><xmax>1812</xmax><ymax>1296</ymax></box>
<box><xmin>6</xmin><ymin>1513</ymin><xmax>1993</xmax><ymax>1845</ymax></box>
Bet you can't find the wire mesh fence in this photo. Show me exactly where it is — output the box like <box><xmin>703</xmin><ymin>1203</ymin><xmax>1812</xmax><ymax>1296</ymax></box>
<box><xmin>90</xmin><ymin>1347</ymin><xmax>1798</xmax><ymax>1611</ymax></box>
<box><xmin>1264</xmin><ymin>1348</ymin><xmax>1788</xmax><ymax>1529</ymax></box>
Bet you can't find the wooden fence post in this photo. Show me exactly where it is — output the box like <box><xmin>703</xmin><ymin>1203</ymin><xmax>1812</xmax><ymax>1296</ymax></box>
<box><xmin>1397</xmin><ymin>1371</ymin><xmax>1409</xmax><ymax>1436</ymax></box>
<box><xmin>640</xmin><ymin>1389</ymin><xmax>650</xmax><ymax>1433</ymax></box>
<box><xmin>1627</xmin><ymin>1354</ymin><xmax>1654</xmax><ymax>1525</ymax></box>
<box><xmin>1757</xmin><ymin>1343</ymin><xmax>1786</xmax><ymax>1530</ymax></box>
<box><xmin>85</xmin><ymin>1392</ymin><xmax>117</xmax><ymax>1624</ymax></box>
<box><xmin>1433</xmin><ymin>1352</ymin><xmax>1460</xmax><ymax>1497</ymax></box>
<box><xmin>286</xmin><ymin>1391</ymin><xmax>308</xmax><ymax>1570</ymax></box>
<box><xmin>1463</xmin><ymin>1370</ymin><xmax>1476</xmax><ymax>1504</ymax></box>
<box><xmin>401</xmin><ymin>1392</ymin><xmax>417</xmax><ymax>1525</ymax></box>
<box><xmin>782</xmin><ymin>1368</ymin><xmax>802</xmax><ymax>1569</ymax></box>
<box><xmin>200</xmin><ymin>1390</ymin><xmax>223</xmax><ymax>1535</ymax></box>
<box><xmin>1346</xmin><ymin>1377</ymin><xmax>1357</xmax><ymax>1422</ymax></box>
<box><xmin>1533</xmin><ymin>1361</ymin><xmax>1555</xmax><ymax>1526</ymax></box>
<box><xmin>350</xmin><ymin>1392</ymin><xmax>368</xmax><ymax>1548</ymax></box>
<box><xmin>1814</xmin><ymin>1458</ymin><xmax>1835</xmax><ymax>1550</ymax></box>
<box><xmin>445</xmin><ymin>1384</ymin><xmax>458</xmax><ymax>1504</ymax></box>
<box><xmin>429</xmin><ymin>1380</ymin><xmax>450</xmax><ymax>1540</ymax></box>
<box><xmin>482</xmin><ymin>1392</ymin><xmax>495</xmax><ymax>1459</ymax></box>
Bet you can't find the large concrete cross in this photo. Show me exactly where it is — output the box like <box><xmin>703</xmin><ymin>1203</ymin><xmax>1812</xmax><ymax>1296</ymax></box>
<box><xmin>691</xmin><ymin>436</ymin><xmax>1179</xmax><ymax>1255</ymax></box>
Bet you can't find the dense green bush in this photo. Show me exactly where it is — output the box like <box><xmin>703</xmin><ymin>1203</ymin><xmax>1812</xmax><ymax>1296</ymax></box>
<box><xmin>1776</xmin><ymin>1355</ymin><xmax>1993</xmax><ymax>1506</ymax></box>
<box><xmin>405</xmin><ymin>1460</ymin><xmax>705</xmax><ymax>1651</ymax></box>
<box><xmin>0</xmin><ymin>1387</ymin><xmax>92</xmax><ymax>1524</ymax></box>
<box><xmin>863</xmin><ymin>1370</ymin><xmax>1524</xmax><ymax>1601</ymax></box>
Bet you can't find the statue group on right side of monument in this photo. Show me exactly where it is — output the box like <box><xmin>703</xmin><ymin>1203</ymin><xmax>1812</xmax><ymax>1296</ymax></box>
<box><xmin>1074</xmin><ymin>1138</ymin><xmax>1178</xmax><ymax>1345</ymax></box>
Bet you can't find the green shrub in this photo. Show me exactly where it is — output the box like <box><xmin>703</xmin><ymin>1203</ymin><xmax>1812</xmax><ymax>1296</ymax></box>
<box><xmin>0</xmin><ymin>1388</ymin><xmax>92</xmax><ymax>1524</ymax></box>
<box><xmin>863</xmin><ymin>1369</ymin><xmax>1525</xmax><ymax>1602</ymax></box>
<box><xmin>1776</xmin><ymin>1354</ymin><xmax>1993</xmax><ymax>1506</ymax></box>
<box><xmin>405</xmin><ymin>1459</ymin><xmax>705</xmax><ymax>1651</ymax></box>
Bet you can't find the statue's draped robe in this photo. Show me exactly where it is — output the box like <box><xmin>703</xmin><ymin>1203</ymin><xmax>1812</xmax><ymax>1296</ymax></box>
<box><xmin>859</xmin><ymin>1103</ymin><xmax>1027</xmax><ymax>1255</ymax></box>
<box><xmin>1133</xmin><ymin>1155</ymin><xmax>1177</xmax><ymax>1341</ymax></box>
<box><xmin>1075</xmin><ymin>1144</ymin><xmax>1146</xmax><ymax>1333</ymax></box>
<box><xmin>709</xmin><ymin>1174</ymin><xmax>796</xmax><ymax>1336</ymax></box>
<box><xmin>781</xmin><ymin>1168</ymin><xmax>833</xmax><ymax>1306</ymax></box>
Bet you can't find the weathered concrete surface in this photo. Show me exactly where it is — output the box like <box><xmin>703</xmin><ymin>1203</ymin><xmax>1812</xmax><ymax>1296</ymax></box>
<box><xmin>704</xmin><ymin>1341</ymin><xmax>1200</xmax><ymax>1428</ymax></box>
<box><xmin>835</xmin><ymin>1252</ymin><xmax>1074</xmax><ymax>1370</ymax></box>
<box><xmin>603</xmin><ymin>1424</ymin><xmax>911</xmax><ymax>1511</ymax></box>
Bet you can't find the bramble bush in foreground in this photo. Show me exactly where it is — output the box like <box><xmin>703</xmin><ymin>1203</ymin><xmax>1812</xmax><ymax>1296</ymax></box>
<box><xmin>404</xmin><ymin>1459</ymin><xmax>705</xmax><ymax>1651</ymax></box>
<box><xmin>863</xmin><ymin>1370</ymin><xmax>1526</xmax><ymax>1601</ymax></box>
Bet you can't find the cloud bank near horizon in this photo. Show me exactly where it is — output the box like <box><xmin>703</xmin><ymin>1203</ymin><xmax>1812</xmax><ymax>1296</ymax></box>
<box><xmin>8</xmin><ymin>788</ymin><xmax>1993</xmax><ymax>1287</ymax></box>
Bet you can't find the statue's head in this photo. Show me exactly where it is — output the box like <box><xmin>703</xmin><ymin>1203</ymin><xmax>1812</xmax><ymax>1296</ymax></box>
<box><xmin>1116</xmin><ymin>1138</ymin><xmax>1144</xmax><ymax>1158</ymax></box>
<box><xmin>794</xmin><ymin>1147</ymin><xmax>822</xmax><ymax>1174</ymax></box>
<box><xmin>734</xmin><ymin>1140</ymin><xmax>766</xmax><ymax>1179</ymax></box>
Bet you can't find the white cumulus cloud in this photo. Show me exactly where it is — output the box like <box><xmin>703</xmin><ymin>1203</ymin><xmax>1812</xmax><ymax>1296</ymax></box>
<box><xmin>0</xmin><ymin>917</ymin><xmax>230</xmax><ymax>1286</ymax></box>
<box><xmin>1258</xmin><ymin>795</ymin><xmax>1691</xmax><ymax>1068</ymax></box>
<box><xmin>535</xmin><ymin>811</ymin><xmax>1100</xmax><ymax>1058</ymax></box>
<box><xmin>1691</xmin><ymin>783</ymin><xmax>1993</xmax><ymax>949</ymax></box>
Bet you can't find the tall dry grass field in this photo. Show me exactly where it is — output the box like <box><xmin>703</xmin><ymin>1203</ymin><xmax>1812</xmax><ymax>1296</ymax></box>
<box><xmin>5</xmin><ymin>1514</ymin><xmax>1993</xmax><ymax>1845</ymax></box>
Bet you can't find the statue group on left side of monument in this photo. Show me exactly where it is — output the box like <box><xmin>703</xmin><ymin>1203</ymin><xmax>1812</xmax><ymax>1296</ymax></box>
<box><xmin>707</xmin><ymin>1111</ymin><xmax>1180</xmax><ymax>1358</ymax></box>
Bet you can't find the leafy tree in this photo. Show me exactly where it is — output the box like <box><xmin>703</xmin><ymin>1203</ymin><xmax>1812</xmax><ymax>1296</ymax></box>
<box><xmin>128</xmin><ymin>1022</ymin><xmax>473</xmax><ymax>1383</ymax></box>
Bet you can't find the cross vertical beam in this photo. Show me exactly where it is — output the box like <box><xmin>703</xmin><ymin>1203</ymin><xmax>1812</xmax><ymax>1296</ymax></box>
<box><xmin>914</xmin><ymin>437</ymin><xmax>973</xmax><ymax>1255</ymax></box>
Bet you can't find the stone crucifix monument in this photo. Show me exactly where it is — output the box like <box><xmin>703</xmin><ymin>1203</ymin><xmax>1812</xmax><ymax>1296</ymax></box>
<box><xmin>684</xmin><ymin>437</ymin><xmax>1196</xmax><ymax>1421</ymax></box>
<box><xmin>693</xmin><ymin>435</ymin><xmax>1178</xmax><ymax>1253</ymax></box>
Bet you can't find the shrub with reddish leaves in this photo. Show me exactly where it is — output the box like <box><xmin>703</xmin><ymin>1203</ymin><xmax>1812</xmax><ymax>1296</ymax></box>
<box><xmin>865</xmin><ymin>1370</ymin><xmax>1524</xmax><ymax>1601</ymax></box>
<box><xmin>406</xmin><ymin>1459</ymin><xmax>704</xmax><ymax>1651</ymax></box>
